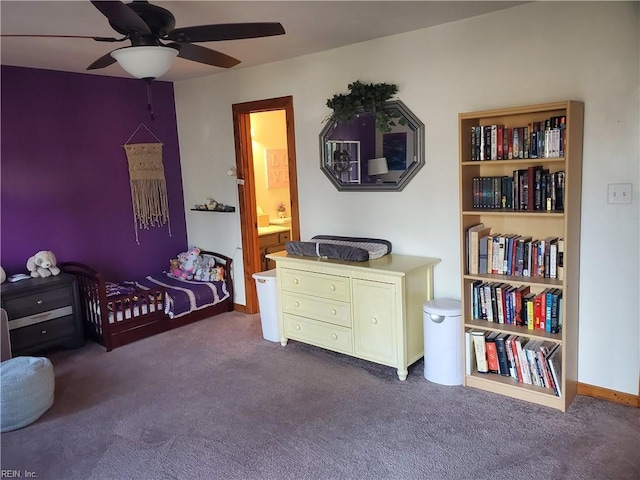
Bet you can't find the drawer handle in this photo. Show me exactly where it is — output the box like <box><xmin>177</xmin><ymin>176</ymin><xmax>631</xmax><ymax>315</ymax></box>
<box><xmin>294</xmin><ymin>301</ymin><xmax>300</xmax><ymax>308</ymax></box>
<box><xmin>330</xmin><ymin>309</ymin><xmax>337</xmax><ymax>316</ymax></box>
<box><xmin>41</xmin><ymin>330</ymin><xmax>47</xmax><ymax>335</ymax></box>
<box><xmin>329</xmin><ymin>284</ymin><xmax>336</xmax><ymax>291</ymax></box>
<box><xmin>332</xmin><ymin>334</ymin><xmax>338</xmax><ymax>340</ymax></box>
<box><xmin>293</xmin><ymin>278</ymin><xmax>299</xmax><ymax>285</ymax></box>
<box><xmin>370</xmin><ymin>317</ymin><xmax>378</xmax><ymax>324</ymax></box>
<box><xmin>295</xmin><ymin>324</ymin><xmax>301</xmax><ymax>330</ymax></box>
<box><xmin>37</xmin><ymin>300</ymin><xmax>43</xmax><ymax>305</ymax></box>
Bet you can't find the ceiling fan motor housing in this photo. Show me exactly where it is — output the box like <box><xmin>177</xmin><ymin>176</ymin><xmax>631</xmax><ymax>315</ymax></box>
<box><xmin>110</xmin><ymin>1</ymin><xmax>175</xmax><ymax>44</ymax></box>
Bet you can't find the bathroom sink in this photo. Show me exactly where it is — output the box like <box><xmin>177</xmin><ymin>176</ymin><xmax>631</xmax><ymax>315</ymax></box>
<box><xmin>269</xmin><ymin>217</ymin><xmax>291</xmax><ymax>226</ymax></box>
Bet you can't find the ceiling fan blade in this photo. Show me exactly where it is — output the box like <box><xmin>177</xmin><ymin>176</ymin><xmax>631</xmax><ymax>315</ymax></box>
<box><xmin>166</xmin><ymin>42</ymin><xmax>240</xmax><ymax>69</ymax></box>
<box><xmin>90</xmin><ymin>0</ymin><xmax>151</xmax><ymax>35</ymax></box>
<box><xmin>165</xmin><ymin>23</ymin><xmax>285</xmax><ymax>43</ymax></box>
<box><xmin>87</xmin><ymin>52</ymin><xmax>118</xmax><ymax>70</ymax></box>
<box><xmin>1</xmin><ymin>34</ymin><xmax>121</xmax><ymax>42</ymax></box>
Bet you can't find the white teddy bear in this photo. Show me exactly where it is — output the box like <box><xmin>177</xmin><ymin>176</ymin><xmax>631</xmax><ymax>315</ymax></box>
<box><xmin>26</xmin><ymin>251</ymin><xmax>61</xmax><ymax>278</ymax></box>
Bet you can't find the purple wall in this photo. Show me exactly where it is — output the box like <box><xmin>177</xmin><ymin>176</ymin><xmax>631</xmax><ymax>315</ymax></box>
<box><xmin>1</xmin><ymin>66</ymin><xmax>188</xmax><ymax>281</ymax></box>
<box><xmin>329</xmin><ymin>114</ymin><xmax>376</xmax><ymax>180</ymax></box>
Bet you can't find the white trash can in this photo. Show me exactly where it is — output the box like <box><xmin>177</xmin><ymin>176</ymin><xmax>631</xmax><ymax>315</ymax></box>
<box><xmin>252</xmin><ymin>269</ymin><xmax>280</xmax><ymax>342</ymax></box>
<box><xmin>423</xmin><ymin>299</ymin><xmax>463</xmax><ymax>385</ymax></box>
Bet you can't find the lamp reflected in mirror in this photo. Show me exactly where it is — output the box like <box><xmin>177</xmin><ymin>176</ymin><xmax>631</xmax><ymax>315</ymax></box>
<box><xmin>368</xmin><ymin>157</ymin><xmax>388</xmax><ymax>184</ymax></box>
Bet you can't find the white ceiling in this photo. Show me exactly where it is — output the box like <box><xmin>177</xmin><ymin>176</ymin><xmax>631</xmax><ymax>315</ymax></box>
<box><xmin>0</xmin><ymin>1</ymin><xmax>526</xmax><ymax>82</ymax></box>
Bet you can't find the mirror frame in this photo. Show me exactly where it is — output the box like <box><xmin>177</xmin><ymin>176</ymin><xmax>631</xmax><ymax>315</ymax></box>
<box><xmin>319</xmin><ymin>100</ymin><xmax>425</xmax><ymax>192</ymax></box>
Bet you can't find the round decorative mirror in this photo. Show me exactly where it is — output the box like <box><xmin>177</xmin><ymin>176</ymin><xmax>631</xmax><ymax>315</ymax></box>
<box><xmin>319</xmin><ymin>100</ymin><xmax>425</xmax><ymax>191</ymax></box>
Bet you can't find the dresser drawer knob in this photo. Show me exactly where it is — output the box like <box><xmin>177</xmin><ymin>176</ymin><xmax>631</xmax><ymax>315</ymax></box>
<box><xmin>370</xmin><ymin>317</ymin><xmax>378</xmax><ymax>324</ymax></box>
<box><xmin>295</xmin><ymin>324</ymin><xmax>301</xmax><ymax>330</ymax></box>
<box><xmin>293</xmin><ymin>278</ymin><xmax>299</xmax><ymax>285</ymax></box>
<box><xmin>294</xmin><ymin>301</ymin><xmax>300</xmax><ymax>308</ymax></box>
<box><xmin>332</xmin><ymin>334</ymin><xmax>338</xmax><ymax>340</ymax></box>
<box><xmin>41</xmin><ymin>330</ymin><xmax>47</xmax><ymax>335</ymax></box>
<box><xmin>329</xmin><ymin>284</ymin><xmax>336</xmax><ymax>291</ymax></box>
<box><xmin>37</xmin><ymin>300</ymin><xmax>43</xmax><ymax>305</ymax></box>
<box><xmin>330</xmin><ymin>309</ymin><xmax>337</xmax><ymax>316</ymax></box>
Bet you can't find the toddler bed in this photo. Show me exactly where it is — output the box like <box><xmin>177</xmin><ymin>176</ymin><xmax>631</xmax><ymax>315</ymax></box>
<box><xmin>60</xmin><ymin>250</ymin><xmax>233</xmax><ymax>352</ymax></box>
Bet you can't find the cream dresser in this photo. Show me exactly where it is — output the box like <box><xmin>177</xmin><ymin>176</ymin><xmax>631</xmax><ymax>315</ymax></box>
<box><xmin>266</xmin><ymin>251</ymin><xmax>440</xmax><ymax>380</ymax></box>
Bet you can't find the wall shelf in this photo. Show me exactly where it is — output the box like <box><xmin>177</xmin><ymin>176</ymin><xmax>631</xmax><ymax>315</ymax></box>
<box><xmin>191</xmin><ymin>207</ymin><xmax>236</xmax><ymax>213</ymax></box>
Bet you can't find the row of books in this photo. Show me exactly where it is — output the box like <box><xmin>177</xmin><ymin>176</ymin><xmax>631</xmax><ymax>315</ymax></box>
<box><xmin>466</xmin><ymin>330</ymin><xmax>562</xmax><ymax>396</ymax></box>
<box><xmin>466</xmin><ymin>224</ymin><xmax>564</xmax><ymax>280</ymax></box>
<box><xmin>469</xmin><ymin>116</ymin><xmax>566</xmax><ymax>161</ymax></box>
<box><xmin>470</xmin><ymin>280</ymin><xmax>563</xmax><ymax>333</ymax></box>
<box><xmin>472</xmin><ymin>168</ymin><xmax>565</xmax><ymax>211</ymax></box>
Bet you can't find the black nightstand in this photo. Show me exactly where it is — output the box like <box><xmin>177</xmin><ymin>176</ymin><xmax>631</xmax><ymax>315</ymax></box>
<box><xmin>1</xmin><ymin>273</ymin><xmax>84</xmax><ymax>355</ymax></box>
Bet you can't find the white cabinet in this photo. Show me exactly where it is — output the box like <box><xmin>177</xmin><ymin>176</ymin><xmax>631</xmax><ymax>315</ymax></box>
<box><xmin>267</xmin><ymin>251</ymin><xmax>440</xmax><ymax>380</ymax></box>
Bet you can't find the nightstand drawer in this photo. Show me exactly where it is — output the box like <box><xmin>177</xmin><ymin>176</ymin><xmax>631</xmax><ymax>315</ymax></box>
<box><xmin>283</xmin><ymin>314</ymin><xmax>352</xmax><ymax>355</ymax></box>
<box><xmin>282</xmin><ymin>292</ymin><xmax>350</xmax><ymax>327</ymax></box>
<box><xmin>10</xmin><ymin>315</ymin><xmax>77</xmax><ymax>352</ymax></box>
<box><xmin>280</xmin><ymin>269</ymin><xmax>350</xmax><ymax>302</ymax></box>
<box><xmin>3</xmin><ymin>286</ymin><xmax>72</xmax><ymax>319</ymax></box>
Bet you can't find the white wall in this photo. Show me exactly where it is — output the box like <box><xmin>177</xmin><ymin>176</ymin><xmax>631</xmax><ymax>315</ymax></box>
<box><xmin>174</xmin><ymin>2</ymin><xmax>639</xmax><ymax>395</ymax></box>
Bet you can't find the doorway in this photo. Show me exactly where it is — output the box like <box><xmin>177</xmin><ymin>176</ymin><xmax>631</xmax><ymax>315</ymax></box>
<box><xmin>232</xmin><ymin>96</ymin><xmax>300</xmax><ymax>314</ymax></box>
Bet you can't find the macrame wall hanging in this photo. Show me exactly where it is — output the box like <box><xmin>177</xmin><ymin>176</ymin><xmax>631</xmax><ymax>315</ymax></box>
<box><xmin>123</xmin><ymin>124</ymin><xmax>172</xmax><ymax>244</ymax></box>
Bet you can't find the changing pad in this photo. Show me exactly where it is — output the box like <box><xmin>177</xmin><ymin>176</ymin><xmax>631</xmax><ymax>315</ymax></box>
<box><xmin>285</xmin><ymin>235</ymin><xmax>392</xmax><ymax>262</ymax></box>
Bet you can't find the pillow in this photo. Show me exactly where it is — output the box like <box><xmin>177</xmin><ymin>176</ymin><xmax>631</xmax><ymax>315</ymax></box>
<box><xmin>105</xmin><ymin>282</ymin><xmax>137</xmax><ymax>298</ymax></box>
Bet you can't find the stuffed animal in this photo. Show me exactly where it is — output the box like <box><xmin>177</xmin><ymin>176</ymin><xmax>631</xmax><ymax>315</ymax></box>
<box><xmin>177</xmin><ymin>247</ymin><xmax>201</xmax><ymax>280</ymax></box>
<box><xmin>169</xmin><ymin>258</ymin><xmax>183</xmax><ymax>279</ymax></box>
<box><xmin>213</xmin><ymin>265</ymin><xmax>225</xmax><ymax>282</ymax></box>
<box><xmin>26</xmin><ymin>251</ymin><xmax>60</xmax><ymax>278</ymax></box>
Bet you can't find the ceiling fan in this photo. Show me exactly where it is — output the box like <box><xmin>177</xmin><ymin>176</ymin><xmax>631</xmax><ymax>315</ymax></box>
<box><xmin>2</xmin><ymin>0</ymin><xmax>286</xmax><ymax>80</ymax></box>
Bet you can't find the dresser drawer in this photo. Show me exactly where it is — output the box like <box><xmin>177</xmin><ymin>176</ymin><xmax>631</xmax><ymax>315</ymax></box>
<box><xmin>280</xmin><ymin>269</ymin><xmax>350</xmax><ymax>302</ymax></box>
<box><xmin>10</xmin><ymin>315</ymin><xmax>77</xmax><ymax>353</ymax></box>
<box><xmin>3</xmin><ymin>285</ymin><xmax>72</xmax><ymax>319</ymax></box>
<box><xmin>284</xmin><ymin>313</ymin><xmax>352</xmax><ymax>354</ymax></box>
<box><xmin>282</xmin><ymin>292</ymin><xmax>351</xmax><ymax>328</ymax></box>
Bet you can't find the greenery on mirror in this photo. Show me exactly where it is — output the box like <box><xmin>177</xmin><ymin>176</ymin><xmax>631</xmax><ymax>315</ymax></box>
<box><xmin>325</xmin><ymin>81</ymin><xmax>405</xmax><ymax>133</ymax></box>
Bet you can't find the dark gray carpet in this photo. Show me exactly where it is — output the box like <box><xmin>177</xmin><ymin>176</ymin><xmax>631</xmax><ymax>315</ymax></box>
<box><xmin>1</xmin><ymin>312</ymin><xmax>638</xmax><ymax>480</ymax></box>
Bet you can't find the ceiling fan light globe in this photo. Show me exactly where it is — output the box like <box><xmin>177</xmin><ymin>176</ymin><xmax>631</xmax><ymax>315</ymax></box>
<box><xmin>110</xmin><ymin>46</ymin><xmax>178</xmax><ymax>79</ymax></box>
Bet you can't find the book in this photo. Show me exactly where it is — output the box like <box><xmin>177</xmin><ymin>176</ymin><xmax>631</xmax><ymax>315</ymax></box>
<box><xmin>538</xmin><ymin>341</ymin><xmax>559</xmax><ymax>390</ymax></box>
<box><xmin>549</xmin><ymin>238</ymin><xmax>559</xmax><ymax>279</ymax></box>
<box><xmin>494</xmin><ymin>333</ymin><xmax>511</xmax><ymax>376</ymax></box>
<box><xmin>557</xmin><ymin>238</ymin><xmax>564</xmax><ymax>281</ymax></box>
<box><xmin>486</xmin><ymin>234</ymin><xmax>495</xmax><ymax>274</ymax></box>
<box><xmin>471</xmin><ymin>331</ymin><xmax>489</xmax><ymax>373</ymax></box>
<box><xmin>523</xmin><ymin>340</ymin><xmax>543</xmax><ymax>387</ymax></box>
<box><xmin>465</xmin><ymin>329</ymin><xmax>477</xmax><ymax>375</ymax></box>
<box><xmin>470</xmin><ymin>280</ymin><xmax>479</xmax><ymax>319</ymax></box>
<box><xmin>504</xmin><ymin>335</ymin><xmax>517</xmax><ymax>379</ymax></box>
<box><xmin>509</xmin><ymin>336</ymin><xmax>524</xmax><ymax>382</ymax></box>
<box><xmin>546</xmin><ymin>344</ymin><xmax>563</xmax><ymax>396</ymax></box>
<box><xmin>467</xmin><ymin>224</ymin><xmax>491</xmax><ymax>275</ymax></box>
<box><xmin>534</xmin><ymin>292</ymin><xmax>543</xmax><ymax>330</ymax></box>
<box><xmin>550</xmin><ymin>289</ymin><xmax>562</xmax><ymax>334</ymax></box>
<box><xmin>485</xmin><ymin>332</ymin><xmax>500</xmax><ymax>374</ymax></box>
<box><xmin>514</xmin><ymin>285</ymin><xmax>530</xmax><ymax>326</ymax></box>
<box><xmin>527</xmin><ymin>165</ymin><xmax>543</xmax><ymax>211</ymax></box>
<box><xmin>515</xmin><ymin>336</ymin><xmax>532</xmax><ymax>384</ymax></box>
<box><xmin>524</xmin><ymin>292</ymin><xmax>536</xmax><ymax>330</ymax></box>
<box><xmin>479</xmin><ymin>235</ymin><xmax>490</xmax><ymax>275</ymax></box>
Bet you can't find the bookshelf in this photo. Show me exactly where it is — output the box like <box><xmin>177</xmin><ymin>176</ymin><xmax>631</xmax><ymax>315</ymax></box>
<box><xmin>458</xmin><ymin>101</ymin><xmax>584</xmax><ymax>411</ymax></box>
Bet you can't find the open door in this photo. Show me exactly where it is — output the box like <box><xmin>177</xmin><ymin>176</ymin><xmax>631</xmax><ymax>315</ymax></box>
<box><xmin>232</xmin><ymin>96</ymin><xmax>300</xmax><ymax>314</ymax></box>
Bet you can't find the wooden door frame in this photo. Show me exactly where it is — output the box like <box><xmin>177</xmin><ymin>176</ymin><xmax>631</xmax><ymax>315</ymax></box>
<box><xmin>232</xmin><ymin>96</ymin><xmax>300</xmax><ymax>314</ymax></box>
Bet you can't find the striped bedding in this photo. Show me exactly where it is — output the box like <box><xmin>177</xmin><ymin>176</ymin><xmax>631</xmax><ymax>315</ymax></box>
<box><xmin>126</xmin><ymin>272</ymin><xmax>230</xmax><ymax>319</ymax></box>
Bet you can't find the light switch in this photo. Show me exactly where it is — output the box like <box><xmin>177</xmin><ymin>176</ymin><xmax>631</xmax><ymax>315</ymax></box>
<box><xmin>607</xmin><ymin>183</ymin><xmax>632</xmax><ymax>204</ymax></box>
